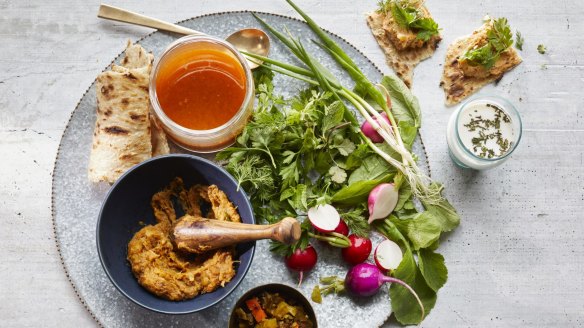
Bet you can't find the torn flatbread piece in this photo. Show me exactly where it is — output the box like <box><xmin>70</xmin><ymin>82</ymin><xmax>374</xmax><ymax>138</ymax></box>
<box><xmin>88</xmin><ymin>42</ymin><xmax>169</xmax><ymax>184</ymax></box>
<box><xmin>440</xmin><ymin>19</ymin><xmax>522</xmax><ymax>105</ymax></box>
<box><xmin>150</xmin><ymin>115</ymin><xmax>170</xmax><ymax>156</ymax></box>
<box><xmin>121</xmin><ymin>40</ymin><xmax>154</xmax><ymax>69</ymax></box>
<box><xmin>367</xmin><ymin>8</ymin><xmax>441</xmax><ymax>88</ymax></box>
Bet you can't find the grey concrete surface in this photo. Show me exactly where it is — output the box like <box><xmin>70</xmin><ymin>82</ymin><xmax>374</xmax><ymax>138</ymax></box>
<box><xmin>1</xmin><ymin>0</ymin><xmax>583</xmax><ymax>327</ymax></box>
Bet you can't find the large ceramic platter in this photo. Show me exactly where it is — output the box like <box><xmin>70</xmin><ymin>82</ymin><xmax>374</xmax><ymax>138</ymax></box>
<box><xmin>52</xmin><ymin>11</ymin><xmax>430</xmax><ymax>328</ymax></box>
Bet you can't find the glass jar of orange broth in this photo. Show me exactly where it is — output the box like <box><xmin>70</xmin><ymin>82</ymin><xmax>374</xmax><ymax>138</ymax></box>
<box><xmin>149</xmin><ymin>35</ymin><xmax>255</xmax><ymax>152</ymax></box>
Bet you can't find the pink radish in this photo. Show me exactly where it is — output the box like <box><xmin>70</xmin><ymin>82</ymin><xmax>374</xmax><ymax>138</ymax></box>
<box><xmin>341</xmin><ymin>234</ymin><xmax>372</xmax><ymax>265</ymax></box>
<box><xmin>361</xmin><ymin>112</ymin><xmax>391</xmax><ymax>143</ymax></box>
<box><xmin>368</xmin><ymin>183</ymin><xmax>399</xmax><ymax>224</ymax></box>
<box><xmin>308</xmin><ymin>204</ymin><xmax>341</xmax><ymax>232</ymax></box>
<box><xmin>344</xmin><ymin>263</ymin><xmax>424</xmax><ymax>321</ymax></box>
<box><xmin>374</xmin><ymin>239</ymin><xmax>403</xmax><ymax>272</ymax></box>
<box><xmin>286</xmin><ymin>244</ymin><xmax>318</xmax><ymax>286</ymax></box>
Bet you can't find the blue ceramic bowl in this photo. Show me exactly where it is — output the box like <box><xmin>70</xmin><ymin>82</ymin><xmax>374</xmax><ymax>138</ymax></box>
<box><xmin>96</xmin><ymin>154</ymin><xmax>255</xmax><ymax>314</ymax></box>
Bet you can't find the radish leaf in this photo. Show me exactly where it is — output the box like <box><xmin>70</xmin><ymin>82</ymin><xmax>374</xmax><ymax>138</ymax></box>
<box><xmin>390</xmin><ymin>212</ymin><xmax>441</xmax><ymax>250</ymax></box>
<box><xmin>331</xmin><ymin>174</ymin><xmax>393</xmax><ymax>205</ymax></box>
<box><xmin>380</xmin><ymin>75</ymin><xmax>421</xmax><ymax>128</ymax></box>
<box><xmin>390</xmin><ymin>248</ymin><xmax>437</xmax><ymax>325</ymax></box>
<box><xmin>348</xmin><ymin>155</ymin><xmax>396</xmax><ymax>184</ymax></box>
<box><xmin>421</xmin><ymin>183</ymin><xmax>461</xmax><ymax>232</ymax></box>
<box><xmin>394</xmin><ymin>181</ymin><xmax>412</xmax><ymax>211</ymax></box>
<box><xmin>417</xmin><ymin>249</ymin><xmax>448</xmax><ymax>292</ymax></box>
<box><xmin>398</xmin><ymin>121</ymin><xmax>418</xmax><ymax>150</ymax></box>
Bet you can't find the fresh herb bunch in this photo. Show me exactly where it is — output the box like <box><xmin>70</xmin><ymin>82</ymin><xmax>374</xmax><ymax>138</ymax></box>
<box><xmin>461</xmin><ymin>17</ymin><xmax>514</xmax><ymax>69</ymax></box>
<box><xmin>218</xmin><ymin>67</ymin><xmax>371</xmax><ymax>255</ymax></box>
<box><xmin>378</xmin><ymin>0</ymin><xmax>440</xmax><ymax>42</ymax></box>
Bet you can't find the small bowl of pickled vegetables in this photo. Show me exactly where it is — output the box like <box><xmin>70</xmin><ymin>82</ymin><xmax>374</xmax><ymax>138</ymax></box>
<box><xmin>229</xmin><ymin>283</ymin><xmax>317</xmax><ymax>328</ymax></box>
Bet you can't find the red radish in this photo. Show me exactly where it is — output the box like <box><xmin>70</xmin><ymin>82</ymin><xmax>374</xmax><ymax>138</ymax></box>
<box><xmin>342</xmin><ymin>234</ymin><xmax>372</xmax><ymax>265</ymax></box>
<box><xmin>368</xmin><ymin>183</ymin><xmax>399</xmax><ymax>224</ymax></box>
<box><xmin>344</xmin><ymin>263</ymin><xmax>424</xmax><ymax>321</ymax></box>
<box><xmin>286</xmin><ymin>244</ymin><xmax>318</xmax><ymax>286</ymax></box>
<box><xmin>333</xmin><ymin>220</ymin><xmax>350</xmax><ymax>236</ymax></box>
<box><xmin>308</xmin><ymin>204</ymin><xmax>340</xmax><ymax>233</ymax></box>
<box><xmin>374</xmin><ymin>239</ymin><xmax>403</xmax><ymax>272</ymax></box>
<box><xmin>361</xmin><ymin>112</ymin><xmax>391</xmax><ymax>143</ymax></box>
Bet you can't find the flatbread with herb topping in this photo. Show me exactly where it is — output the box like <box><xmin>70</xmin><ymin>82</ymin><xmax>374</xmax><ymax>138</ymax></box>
<box><xmin>367</xmin><ymin>9</ymin><xmax>441</xmax><ymax>88</ymax></box>
<box><xmin>440</xmin><ymin>20</ymin><xmax>522</xmax><ymax>106</ymax></box>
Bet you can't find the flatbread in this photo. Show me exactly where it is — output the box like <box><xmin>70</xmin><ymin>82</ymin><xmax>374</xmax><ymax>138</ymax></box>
<box><xmin>121</xmin><ymin>39</ymin><xmax>154</xmax><ymax>69</ymax></box>
<box><xmin>88</xmin><ymin>65</ymin><xmax>152</xmax><ymax>183</ymax></box>
<box><xmin>88</xmin><ymin>42</ymin><xmax>168</xmax><ymax>184</ymax></box>
<box><xmin>150</xmin><ymin>115</ymin><xmax>170</xmax><ymax>156</ymax></box>
<box><xmin>367</xmin><ymin>10</ymin><xmax>441</xmax><ymax>88</ymax></box>
<box><xmin>440</xmin><ymin>22</ymin><xmax>522</xmax><ymax>106</ymax></box>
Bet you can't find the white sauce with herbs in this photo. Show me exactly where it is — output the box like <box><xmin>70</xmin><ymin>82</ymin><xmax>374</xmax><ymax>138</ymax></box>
<box><xmin>457</xmin><ymin>101</ymin><xmax>515</xmax><ymax>159</ymax></box>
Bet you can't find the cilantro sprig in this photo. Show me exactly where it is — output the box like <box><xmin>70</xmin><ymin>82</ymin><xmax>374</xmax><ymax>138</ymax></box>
<box><xmin>378</xmin><ymin>0</ymin><xmax>440</xmax><ymax>42</ymax></box>
<box><xmin>461</xmin><ymin>17</ymin><xmax>514</xmax><ymax>69</ymax></box>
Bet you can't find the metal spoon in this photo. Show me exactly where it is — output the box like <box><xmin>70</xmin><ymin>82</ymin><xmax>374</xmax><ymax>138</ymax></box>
<box><xmin>97</xmin><ymin>4</ymin><xmax>270</xmax><ymax>69</ymax></box>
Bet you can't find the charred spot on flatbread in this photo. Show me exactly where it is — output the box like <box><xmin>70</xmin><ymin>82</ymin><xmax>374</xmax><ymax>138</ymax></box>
<box><xmin>103</xmin><ymin>126</ymin><xmax>129</xmax><ymax>135</ymax></box>
<box><xmin>126</xmin><ymin>72</ymin><xmax>138</xmax><ymax>80</ymax></box>
<box><xmin>129</xmin><ymin>113</ymin><xmax>146</xmax><ymax>121</ymax></box>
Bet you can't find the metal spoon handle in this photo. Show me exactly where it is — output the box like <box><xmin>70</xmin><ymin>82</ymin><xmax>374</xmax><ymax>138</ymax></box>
<box><xmin>98</xmin><ymin>4</ymin><xmax>204</xmax><ymax>36</ymax></box>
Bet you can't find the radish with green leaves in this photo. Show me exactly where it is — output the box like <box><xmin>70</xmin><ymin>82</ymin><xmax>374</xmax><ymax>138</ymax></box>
<box><xmin>308</xmin><ymin>204</ymin><xmax>341</xmax><ymax>232</ymax></box>
<box><xmin>374</xmin><ymin>239</ymin><xmax>403</xmax><ymax>272</ymax></box>
<box><xmin>368</xmin><ymin>183</ymin><xmax>399</xmax><ymax>224</ymax></box>
<box><xmin>345</xmin><ymin>263</ymin><xmax>424</xmax><ymax>321</ymax></box>
<box><xmin>285</xmin><ymin>244</ymin><xmax>318</xmax><ymax>286</ymax></box>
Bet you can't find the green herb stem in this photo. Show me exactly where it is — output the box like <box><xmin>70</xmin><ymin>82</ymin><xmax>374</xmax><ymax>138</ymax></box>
<box><xmin>308</xmin><ymin>231</ymin><xmax>351</xmax><ymax>248</ymax></box>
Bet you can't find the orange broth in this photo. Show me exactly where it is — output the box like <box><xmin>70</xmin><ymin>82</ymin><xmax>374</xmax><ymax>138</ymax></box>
<box><xmin>155</xmin><ymin>44</ymin><xmax>247</xmax><ymax>130</ymax></box>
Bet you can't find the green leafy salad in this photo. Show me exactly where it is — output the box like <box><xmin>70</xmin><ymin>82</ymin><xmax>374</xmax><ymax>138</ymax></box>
<box><xmin>218</xmin><ymin>0</ymin><xmax>460</xmax><ymax>325</ymax></box>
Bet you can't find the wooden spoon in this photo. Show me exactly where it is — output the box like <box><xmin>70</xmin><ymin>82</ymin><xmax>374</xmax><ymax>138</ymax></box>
<box><xmin>173</xmin><ymin>216</ymin><xmax>301</xmax><ymax>254</ymax></box>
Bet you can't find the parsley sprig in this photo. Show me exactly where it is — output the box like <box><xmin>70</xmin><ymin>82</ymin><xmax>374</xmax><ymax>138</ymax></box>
<box><xmin>515</xmin><ymin>30</ymin><xmax>524</xmax><ymax>50</ymax></box>
<box><xmin>461</xmin><ymin>17</ymin><xmax>514</xmax><ymax>69</ymax></box>
<box><xmin>378</xmin><ymin>0</ymin><xmax>440</xmax><ymax>42</ymax></box>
